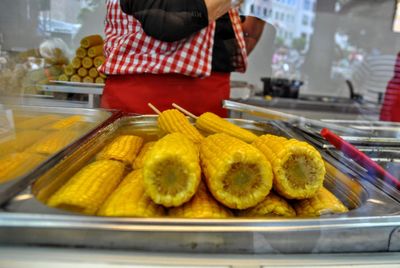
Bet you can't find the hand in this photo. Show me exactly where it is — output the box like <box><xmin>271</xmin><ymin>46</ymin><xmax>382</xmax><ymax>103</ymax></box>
<box><xmin>230</xmin><ymin>0</ymin><xmax>244</xmax><ymax>8</ymax></box>
<box><xmin>242</xmin><ymin>17</ymin><xmax>266</xmax><ymax>55</ymax></box>
<box><xmin>204</xmin><ymin>0</ymin><xmax>234</xmax><ymax>22</ymax></box>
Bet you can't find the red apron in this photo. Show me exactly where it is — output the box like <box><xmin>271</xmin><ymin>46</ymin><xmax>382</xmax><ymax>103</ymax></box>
<box><xmin>101</xmin><ymin>73</ymin><xmax>230</xmax><ymax>117</ymax></box>
<box><xmin>380</xmin><ymin>53</ymin><xmax>400</xmax><ymax>122</ymax></box>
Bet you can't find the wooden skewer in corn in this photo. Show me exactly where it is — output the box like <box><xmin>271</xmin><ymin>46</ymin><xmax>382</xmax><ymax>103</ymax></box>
<box><xmin>148</xmin><ymin>103</ymin><xmax>204</xmax><ymax>143</ymax></box>
<box><xmin>148</xmin><ymin>103</ymin><xmax>161</xmax><ymax>115</ymax></box>
<box><xmin>171</xmin><ymin>103</ymin><xmax>258</xmax><ymax>143</ymax></box>
<box><xmin>172</xmin><ymin>103</ymin><xmax>198</xmax><ymax>119</ymax></box>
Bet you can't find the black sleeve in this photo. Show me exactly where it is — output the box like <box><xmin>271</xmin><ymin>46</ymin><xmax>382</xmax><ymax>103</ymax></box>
<box><xmin>120</xmin><ymin>0</ymin><xmax>209</xmax><ymax>42</ymax></box>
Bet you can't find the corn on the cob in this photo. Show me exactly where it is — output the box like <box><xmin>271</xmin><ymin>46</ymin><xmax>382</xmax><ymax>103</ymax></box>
<box><xmin>293</xmin><ymin>187</ymin><xmax>348</xmax><ymax>217</ymax></box>
<box><xmin>0</xmin><ymin>130</ymin><xmax>45</xmax><ymax>154</ymax></box>
<box><xmin>196</xmin><ymin>112</ymin><xmax>258</xmax><ymax>143</ymax></box>
<box><xmin>0</xmin><ymin>152</ymin><xmax>47</xmax><ymax>183</ymax></box>
<box><xmin>253</xmin><ymin>134</ymin><xmax>325</xmax><ymax>200</ymax></box>
<box><xmin>70</xmin><ymin>74</ymin><xmax>81</xmax><ymax>83</ymax></box>
<box><xmin>143</xmin><ymin>133</ymin><xmax>201</xmax><ymax>207</ymax></box>
<box><xmin>82</xmin><ymin>57</ymin><xmax>93</xmax><ymax>69</ymax></box>
<box><xmin>16</xmin><ymin>114</ymin><xmax>61</xmax><ymax>130</ymax></box>
<box><xmin>58</xmin><ymin>74</ymin><xmax>70</xmax><ymax>82</ymax></box>
<box><xmin>132</xmin><ymin>141</ymin><xmax>156</xmax><ymax>170</ymax></box>
<box><xmin>82</xmin><ymin>76</ymin><xmax>93</xmax><ymax>83</ymax></box>
<box><xmin>47</xmin><ymin>160</ymin><xmax>125</xmax><ymax>215</ymax></box>
<box><xmin>200</xmin><ymin>133</ymin><xmax>273</xmax><ymax>209</ymax></box>
<box><xmin>88</xmin><ymin>45</ymin><xmax>104</xmax><ymax>58</ymax></box>
<box><xmin>169</xmin><ymin>182</ymin><xmax>233</xmax><ymax>218</ymax></box>
<box><xmin>77</xmin><ymin>67</ymin><xmax>88</xmax><ymax>77</ymax></box>
<box><xmin>157</xmin><ymin>109</ymin><xmax>204</xmax><ymax>144</ymax></box>
<box><xmin>98</xmin><ymin>169</ymin><xmax>165</xmax><ymax>217</ymax></box>
<box><xmin>72</xmin><ymin>57</ymin><xmax>81</xmax><ymax>69</ymax></box>
<box><xmin>96</xmin><ymin>135</ymin><xmax>143</xmax><ymax>166</ymax></box>
<box><xmin>238</xmin><ymin>192</ymin><xmax>296</xmax><ymax>217</ymax></box>
<box><xmin>95</xmin><ymin>77</ymin><xmax>105</xmax><ymax>84</ymax></box>
<box><xmin>27</xmin><ymin>130</ymin><xmax>79</xmax><ymax>155</ymax></box>
<box><xmin>80</xmin><ymin>35</ymin><xmax>104</xmax><ymax>48</ymax></box>
<box><xmin>88</xmin><ymin>67</ymin><xmax>99</xmax><ymax>78</ymax></box>
<box><xmin>99</xmin><ymin>72</ymin><xmax>107</xmax><ymax>79</ymax></box>
<box><xmin>76</xmin><ymin>47</ymin><xmax>87</xmax><ymax>58</ymax></box>
<box><xmin>64</xmin><ymin>65</ymin><xmax>75</xmax><ymax>76</ymax></box>
<box><xmin>94</xmin><ymin>56</ymin><xmax>105</xmax><ymax>68</ymax></box>
<box><xmin>42</xmin><ymin>115</ymin><xmax>83</xmax><ymax>130</ymax></box>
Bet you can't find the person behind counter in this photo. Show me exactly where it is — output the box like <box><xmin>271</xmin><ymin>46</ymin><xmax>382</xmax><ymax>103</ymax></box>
<box><xmin>99</xmin><ymin>0</ymin><xmax>265</xmax><ymax>116</ymax></box>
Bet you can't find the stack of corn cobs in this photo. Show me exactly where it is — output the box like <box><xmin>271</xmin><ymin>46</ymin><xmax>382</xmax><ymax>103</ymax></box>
<box><xmin>0</xmin><ymin>115</ymin><xmax>90</xmax><ymax>183</ymax></box>
<box><xmin>47</xmin><ymin>109</ymin><xmax>348</xmax><ymax>218</ymax></box>
<box><xmin>58</xmin><ymin>35</ymin><xmax>107</xmax><ymax>84</ymax></box>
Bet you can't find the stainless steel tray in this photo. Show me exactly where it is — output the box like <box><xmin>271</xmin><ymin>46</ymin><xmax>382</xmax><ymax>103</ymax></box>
<box><xmin>1</xmin><ymin>115</ymin><xmax>400</xmax><ymax>254</ymax></box>
<box><xmin>321</xmin><ymin>119</ymin><xmax>400</xmax><ymax>138</ymax></box>
<box><xmin>0</xmin><ymin>105</ymin><xmax>118</xmax><ymax>206</ymax></box>
<box><xmin>281</xmin><ymin>121</ymin><xmax>400</xmax><ymax>198</ymax></box>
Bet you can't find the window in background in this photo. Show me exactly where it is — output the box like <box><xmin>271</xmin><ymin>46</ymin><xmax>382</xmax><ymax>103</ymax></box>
<box><xmin>394</xmin><ymin>0</ymin><xmax>400</xmax><ymax>33</ymax></box>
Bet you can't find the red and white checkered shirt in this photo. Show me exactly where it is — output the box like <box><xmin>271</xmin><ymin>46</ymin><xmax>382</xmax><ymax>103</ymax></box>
<box><xmin>99</xmin><ymin>0</ymin><xmax>248</xmax><ymax>78</ymax></box>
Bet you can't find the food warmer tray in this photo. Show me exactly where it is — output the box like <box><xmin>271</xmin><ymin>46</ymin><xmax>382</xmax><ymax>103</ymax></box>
<box><xmin>283</xmin><ymin>121</ymin><xmax>400</xmax><ymax>194</ymax></box>
<box><xmin>222</xmin><ymin>100</ymin><xmax>400</xmax><ymax>196</ymax></box>
<box><xmin>1</xmin><ymin>115</ymin><xmax>400</xmax><ymax>254</ymax></box>
<box><xmin>0</xmin><ymin>105</ymin><xmax>118</xmax><ymax>206</ymax></box>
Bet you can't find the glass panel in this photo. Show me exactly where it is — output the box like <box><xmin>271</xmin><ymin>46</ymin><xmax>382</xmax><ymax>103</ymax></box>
<box><xmin>233</xmin><ymin>0</ymin><xmax>400</xmax><ymax>123</ymax></box>
<box><xmin>0</xmin><ymin>1</ymin><xmax>400</xmax><ymax>255</ymax></box>
<box><xmin>0</xmin><ymin>0</ymin><xmax>105</xmax><ymax>106</ymax></box>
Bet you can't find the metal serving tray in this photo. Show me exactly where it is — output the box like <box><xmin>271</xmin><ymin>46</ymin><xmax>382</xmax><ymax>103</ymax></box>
<box><xmin>0</xmin><ymin>105</ymin><xmax>118</xmax><ymax>206</ymax></box>
<box><xmin>280</xmin><ymin>121</ymin><xmax>400</xmax><ymax>199</ymax></box>
<box><xmin>321</xmin><ymin>119</ymin><xmax>400</xmax><ymax>138</ymax></box>
<box><xmin>1</xmin><ymin>115</ymin><xmax>400</xmax><ymax>254</ymax></box>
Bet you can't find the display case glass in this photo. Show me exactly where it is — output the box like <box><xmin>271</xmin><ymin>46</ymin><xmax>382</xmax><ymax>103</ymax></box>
<box><xmin>0</xmin><ymin>0</ymin><xmax>400</xmax><ymax>260</ymax></box>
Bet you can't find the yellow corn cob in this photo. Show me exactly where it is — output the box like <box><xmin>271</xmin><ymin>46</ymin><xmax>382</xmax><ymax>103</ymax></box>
<box><xmin>157</xmin><ymin>109</ymin><xmax>204</xmax><ymax>144</ymax></box>
<box><xmin>16</xmin><ymin>114</ymin><xmax>61</xmax><ymax>130</ymax></box>
<box><xmin>293</xmin><ymin>187</ymin><xmax>348</xmax><ymax>217</ymax></box>
<box><xmin>82</xmin><ymin>76</ymin><xmax>94</xmax><ymax>83</ymax></box>
<box><xmin>143</xmin><ymin>133</ymin><xmax>201</xmax><ymax>207</ymax></box>
<box><xmin>58</xmin><ymin>74</ymin><xmax>70</xmax><ymax>82</ymax></box>
<box><xmin>95</xmin><ymin>77</ymin><xmax>105</xmax><ymax>84</ymax></box>
<box><xmin>253</xmin><ymin>134</ymin><xmax>325</xmax><ymax>200</ymax></box>
<box><xmin>0</xmin><ymin>130</ymin><xmax>45</xmax><ymax>154</ymax></box>
<box><xmin>94</xmin><ymin>56</ymin><xmax>105</xmax><ymax>68</ymax></box>
<box><xmin>76</xmin><ymin>47</ymin><xmax>87</xmax><ymax>58</ymax></box>
<box><xmin>88</xmin><ymin>45</ymin><xmax>104</xmax><ymax>58</ymax></box>
<box><xmin>99</xmin><ymin>72</ymin><xmax>107</xmax><ymax>79</ymax></box>
<box><xmin>196</xmin><ymin>112</ymin><xmax>258</xmax><ymax>143</ymax></box>
<box><xmin>27</xmin><ymin>130</ymin><xmax>79</xmax><ymax>155</ymax></box>
<box><xmin>0</xmin><ymin>152</ymin><xmax>47</xmax><ymax>183</ymax></box>
<box><xmin>238</xmin><ymin>192</ymin><xmax>296</xmax><ymax>217</ymax></box>
<box><xmin>70</xmin><ymin>74</ymin><xmax>81</xmax><ymax>83</ymax></box>
<box><xmin>71</xmin><ymin>57</ymin><xmax>81</xmax><ymax>69</ymax></box>
<box><xmin>47</xmin><ymin>160</ymin><xmax>125</xmax><ymax>215</ymax></box>
<box><xmin>169</xmin><ymin>182</ymin><xmax>233</xmax><ymax>218</ymax></box>
<box><xmin>98</xmin><ymin>169</ymin><xmax>165</xmax><ymax>217</ymax></box>
<box><xmin>200</xmin><ymin>133</ymin><xmax>273</xmax><ymax>209</ymax></box>
<box><xmin>88</xmin><ymin>67</ymin><xmax>99</xmax><ymax>78</ymax></box>
<box><xmin>80</xmin><ymin>35</ymin><xmax>104</xmax><ymax>48</ymax></box>
<box><xmin>82</xmin><ymin>57</ymin><xmax>93</xmax><ymax>69</ymax></box>
<box><xmin>42</xmin><ymin>115</ymin><xmax>83</xmax><ymax>130</ymax></box>
<box><xmin>63</xmin><ymin>65</ymin><xmax>75</xmax><ymax>76</ymax></box>
<box><xmin>132</xmin><ymin>141</ymin><xmax>156</xmax><ymax>170</ymax></box>
<box><xmin>96</xmin><ymin>135</ymin><xmax>144</xmax><ymax>166</ymax></box>
<box><xmin>77</xmin><ymin>67</ymin><xmax>88</xmax><ymax>77</ymax></box>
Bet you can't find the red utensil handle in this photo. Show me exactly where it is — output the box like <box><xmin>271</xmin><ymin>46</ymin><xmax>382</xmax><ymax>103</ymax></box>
<box><xmin>320</xmin><ymin>128</ymin><xmax>400</xmax><ymax>188</ymax></box>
